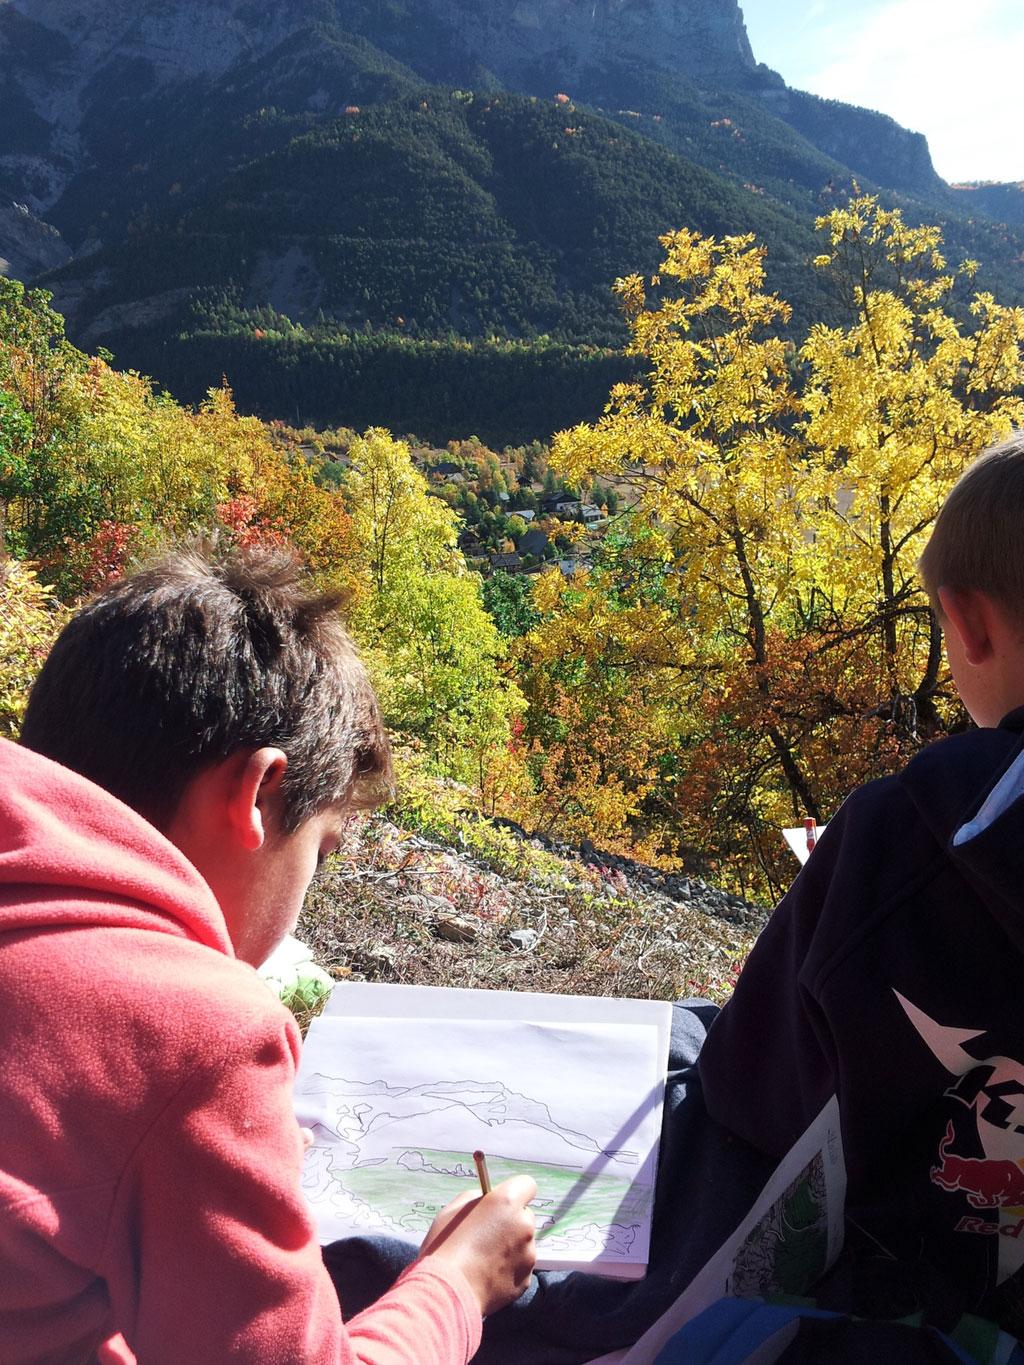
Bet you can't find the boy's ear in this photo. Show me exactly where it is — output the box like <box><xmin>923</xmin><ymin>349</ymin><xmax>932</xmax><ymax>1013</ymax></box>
<box><xmin>227</xmin><ymin>747</ymin><xmax>289</xmax><ymax>851</ymax></box>
<box><xmin>937</xmin><ymin>586</ymin><xmax>996</xmax><ymax>666</ymax></box>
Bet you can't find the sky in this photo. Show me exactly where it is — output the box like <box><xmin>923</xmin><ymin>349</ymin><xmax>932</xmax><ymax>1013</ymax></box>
<box><xmin>738</xmin><ymin>0</ymin><xmax>1024</xmax><ymax>184</ymax></box>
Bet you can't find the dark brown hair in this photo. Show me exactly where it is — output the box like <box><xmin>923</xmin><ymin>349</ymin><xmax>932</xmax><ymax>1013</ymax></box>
<box><xmin>919</xmin><ymin>430</ymin><xmax>1024</xmax><ymax>622</ymax></box>
<box><xmin>20</xmin><ymin>545</ymin><xmax>392</xmax><ymax>831</ymax></box>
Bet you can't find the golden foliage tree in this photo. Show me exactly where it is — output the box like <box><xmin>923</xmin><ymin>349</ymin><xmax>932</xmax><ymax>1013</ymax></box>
<box><xmin>801</xmin><ymin>201</ymin><xmax>1024</xmax><ymax>729</ymax></box>
<box><xmin>534</xmin><ymin>197</ymin><xmax>1024</xmax><ymax>891</ymax></box>
<box><xmin>0</xmin><ymin>280</ymin><xmax>362</xmax><ymax>600</ymax></box>
<box><xmin>345</xmin><ymin>429</ymin><xmax>527</xmax><ymax>801</ymax></box>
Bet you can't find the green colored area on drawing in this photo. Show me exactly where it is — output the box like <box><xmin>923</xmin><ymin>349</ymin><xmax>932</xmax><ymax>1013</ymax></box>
<box><xmin>333</xmin><ymin>1148</ymin><xmax>650</xmax><ymax>1249</ymax></box>
<box><xmin>732</xmin><ymin>1165</ymin><xmax>829</xmax><ymax>1298</ymax></box>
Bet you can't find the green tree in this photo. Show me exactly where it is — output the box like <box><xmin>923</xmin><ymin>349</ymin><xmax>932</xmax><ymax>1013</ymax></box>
<box><xmin>483</xmin><ymin>571</ymin><xmax>539</xmax><ymax>638</ymax></box>
<box><xmin>345</xmin><ymin>429</ymin><xmax>526</xmax><ymax>789</ymax></box>
<box><xmin>0</xmin><ymin>280</ymin><xmax>87</xmax><ymax>558</ymax></box>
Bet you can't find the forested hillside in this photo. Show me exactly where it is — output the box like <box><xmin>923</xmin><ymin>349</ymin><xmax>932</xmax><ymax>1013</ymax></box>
<box><xmin>3</xmin><ymin>0</ymin><xmax>1024</xmax><ymax>439</ymax></box>
<box><xmin>47</xmin><ymin>90</ymin><xmax>837</xmax><ymax>443</ymax></box>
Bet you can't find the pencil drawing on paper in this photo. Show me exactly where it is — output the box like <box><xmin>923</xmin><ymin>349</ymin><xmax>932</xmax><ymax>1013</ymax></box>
<box><xmin>298</xmin><ymin>1072</ymin><xmax>654</xmax><ymax>1258</ymax></box>
<box><xmin>728</xmin><ymin>1152</ymin><xmax>831</xmax><ymax>1297</ymax></box>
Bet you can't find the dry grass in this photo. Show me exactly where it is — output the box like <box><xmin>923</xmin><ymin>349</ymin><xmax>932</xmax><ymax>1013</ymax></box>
<box><xmin>297</xmin><ymin>816</ymin><xmax>760</xmax><ymax>1009</ymax></box>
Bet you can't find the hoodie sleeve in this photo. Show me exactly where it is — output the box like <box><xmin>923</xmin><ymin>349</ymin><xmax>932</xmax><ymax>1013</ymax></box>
<box><xmin>700</xmin><ymin>767</ymin><xmax>975</xmax><ymax>1197</ymax></box>
<box><xmin>99</xmin><ymin>1011</ymin><xmax>482</xmax><ymax>1365</ymax></box>
<box><xmin>698</xmin><ymin>804</ymin><xmax>846</xmax><ymax>1159</ymax></box>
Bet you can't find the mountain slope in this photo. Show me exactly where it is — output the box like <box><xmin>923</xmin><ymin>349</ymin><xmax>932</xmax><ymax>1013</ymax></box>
<box><xmin>47</xmin><ymin>90</ymin><xmax>827</xmax><ymax>348</ymax></box>
<box><xmin>3</xmin><ymin>0</ymin><xmax>1022</xmax><ymax>441</ymax></box>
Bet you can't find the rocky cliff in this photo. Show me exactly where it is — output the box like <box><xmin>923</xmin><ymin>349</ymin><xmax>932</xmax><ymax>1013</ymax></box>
<box><xmin>0</xmin><ymin>200</ymin><xmax>71</xmax><ymax>279</ymax></box>
<box><xmin>757</xmin><ymin>86</ymin><xmax>942</xmax><ymax>198</ymax></box>
<box><xmin>420</xmin><ymin>0</ymin><xmax>756</xmax><ymax>87</ymax></box>
<box><xmin>0</xmin><ymin>0</ymin><xmax>945</xmax><ymax>227</ymax></box>
<box><xmin>0</xmin><ymin>0</ymin><xmax>305</xmax><ymax>211</ymax></box>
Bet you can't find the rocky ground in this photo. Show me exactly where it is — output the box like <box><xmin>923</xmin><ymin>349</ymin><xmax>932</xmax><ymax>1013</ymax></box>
<box><xmin>298</xmin><ymin>814</ymin><xmax>770</xmax><ymax>1012</ymax></box>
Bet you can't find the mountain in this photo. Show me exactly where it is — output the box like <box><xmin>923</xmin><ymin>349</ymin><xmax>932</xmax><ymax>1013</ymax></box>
<box><xmin>0</xmin><ymin>0</ymin><xmax>941</xmax><ymax>226</ymax></box>
<box><xmin>2</xmin><ymin>0</ymin><xmax>1022</xmax><ymax>442</ymax></box>
<box><xmin>0</xmin><ymin>200</ymin><xmax>70</xmax><ymax>278</ymax></box>
<box><xmin>950</xmin><ymin>181</ymin><xmax>1024</xmax><ymax>229</ymax></box>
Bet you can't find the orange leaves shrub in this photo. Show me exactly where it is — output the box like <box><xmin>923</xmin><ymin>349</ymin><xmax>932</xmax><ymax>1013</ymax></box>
<box><xmin>63</xmin><ymin>520</ymin><xmax>143</xmax><ymax>595</ymax></box>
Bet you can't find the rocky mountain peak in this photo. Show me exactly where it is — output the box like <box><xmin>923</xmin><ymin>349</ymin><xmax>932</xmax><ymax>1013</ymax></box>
<box><xmin>0</xmin><ymin>0</ymin><xmax>761</xmax><ymax>219</ymax></box>
<box><xmin>428</xmin><ymin>0</ymin><xmax>757</xmax><ymax>85</ymax></box>
<box><xmin>4</xmin><ymin>0</ymin><xmax>757</xmax><ymax>89</ymax></box>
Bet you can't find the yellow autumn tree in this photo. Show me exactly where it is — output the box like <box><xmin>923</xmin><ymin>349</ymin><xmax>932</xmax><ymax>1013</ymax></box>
<box><xmin>0</xmin><ymin>283</ymin><xmax>255</xmax><ymax>586</ymax></box>
<box><xmin>516</xmin><ymin>534</ymin><xmax>689</xmax><ymax>859</ymax></box>
<box><xmin>544</xmin><ymin>226</ymin><xmax>821</xmax><ymax>877</ymax></box>
<box><xmin>0</xmin><ymin>560</ymin><xmax>66</xmax><ymax>738</ymax></box>
<box><xmin>532</xmin><ymin>198</ymin><xmax>1024</xmax><ymax>891</ymax></box>
<box><xmin>344</xmin><ymin>429</ymin><xmax>527</xmax><ymax>799</ymax></box>
<box><xmin>0</xmin><ymin>280</ymin><xmax>361</xmax><ymax>601</ymax></box>
<box><xmin>197</xmin><ymin>389</ymin><xmax>363</xmax><ymax>604</ymax></box>
<box><xmin>801</xmin><ymin>200</ymin><xmax>1024</xmax><ymax>733</ymax></box>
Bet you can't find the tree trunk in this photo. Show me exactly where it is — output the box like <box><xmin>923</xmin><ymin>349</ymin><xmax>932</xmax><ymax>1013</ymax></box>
<box><xmin>732</xmin><ymin>519</ymin><xmax>819</xmax><ymax>818</ymax></box>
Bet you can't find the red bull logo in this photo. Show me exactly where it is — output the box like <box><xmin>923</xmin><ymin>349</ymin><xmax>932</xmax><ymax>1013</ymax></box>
<box><xmin>896</xmin><ymin>991</ymin><xmax>1024</xmax><ymax>1281</ymax></box>
<box><xmin>931</xmin><ymin>1121</ymin><xmax>1024</xmax><ymax>1209</ymax></box>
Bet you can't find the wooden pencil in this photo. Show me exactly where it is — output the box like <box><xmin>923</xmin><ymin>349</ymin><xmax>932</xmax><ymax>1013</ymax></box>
<box><xmin>473</xmin><ymin>1149</ymin><xmax>492</xmax><ymax>1195</ymax></box>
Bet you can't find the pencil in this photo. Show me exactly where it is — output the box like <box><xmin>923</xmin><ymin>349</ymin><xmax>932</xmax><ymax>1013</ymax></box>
<box><xmin>473</xmin><ymin>1149</ymin><xmax>492</xmax><ymax>1195</ymax></box>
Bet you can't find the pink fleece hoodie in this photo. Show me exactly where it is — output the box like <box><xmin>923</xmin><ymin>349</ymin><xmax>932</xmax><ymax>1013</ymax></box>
<box><xmin>0</xmin><ymin>739</ymin><xmax>482</xmax><ymax>1364</ymax></box>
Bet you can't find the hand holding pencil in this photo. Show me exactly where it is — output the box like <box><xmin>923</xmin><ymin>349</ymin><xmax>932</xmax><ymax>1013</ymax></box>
<box><xmin>417</xmin><ymin>1152</ymin><xmax>537</xmax><ymax>1316</ymax></box>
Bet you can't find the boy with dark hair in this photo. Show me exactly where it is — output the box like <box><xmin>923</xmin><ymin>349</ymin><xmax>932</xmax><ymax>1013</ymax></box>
<box><xmin>20</xmin><ymin>547</ymin><xmax>388</xmax><ymax>834</ymax></box>
<box><xmin>1</xmin><ymin>546</ymin><xmax>536</xmax><ymax>1364</ymax></box>
<box><xmin>698</xmin><ymin>430</ymin><xmax>1024</xmax><ymax>1330</ymax></box>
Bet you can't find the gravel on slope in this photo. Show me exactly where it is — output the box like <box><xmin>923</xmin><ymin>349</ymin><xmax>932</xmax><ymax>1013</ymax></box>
<box><xmin>298</xmin><ymin>816</ymin><xmax>770</xmax><ymax>1005</ymax></box>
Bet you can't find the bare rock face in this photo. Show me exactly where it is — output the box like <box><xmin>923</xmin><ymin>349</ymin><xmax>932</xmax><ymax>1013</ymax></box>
<box><xmin>431</xmin><ymin>0</ymin><xmax>757</xmax><ymax>85</ymax></box>
<box><xmin>0</xmin><ymin>0</ymin><xmax>303</xmax><ymax>211</ymax></box>
<box><xmin>5</xmin><ymin>0</ymin><xmax>757</xmax><ymax>93</ymax></box>
<box><xmin>4</xmin><ymin>0</ymin><xmax>294</xmax><ymax>82</ymax></box>
<box><xmin>1</xmin><ymin>0</ymin><xmax>759</xmax><ymax>218</ymax></box>
<box><xmin>0</xmin><ymin>201</ymin><xmax>71</xmax><ymax>282</ymax></box>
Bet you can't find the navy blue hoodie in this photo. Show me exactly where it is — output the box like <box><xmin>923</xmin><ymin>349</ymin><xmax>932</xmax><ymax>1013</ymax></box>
<box><xmin>700</xmin><ymin>709</ymin><xmax>1024</xmax><ymax>1324</ymax></box>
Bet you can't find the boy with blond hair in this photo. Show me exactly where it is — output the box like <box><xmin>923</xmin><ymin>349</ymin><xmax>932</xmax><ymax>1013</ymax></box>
<box><xmin>0</xmin><ymin>546</ymin><xmax>535</xmax><ymax>1364</ymax></box>
<box><xmin>699</xmin><ymin>431</ymin><xmax>1024</xmax><ymax>1331</ymax></box>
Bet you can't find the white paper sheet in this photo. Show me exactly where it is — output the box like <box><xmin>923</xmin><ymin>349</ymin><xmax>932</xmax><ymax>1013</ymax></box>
<box><xmin>321</xmin><ymin>981</ymin><xmax>672</xmax><ymax>1051</ymax></box>
<box><xmin>296</xmin><ymin>986</ymin><xmax>671</xmax><ymax>1276</ymax></box>
<box><xmin>782</xmin><ymin>824</ymin><xmax>829</xmax><ymax>866</ymax></box>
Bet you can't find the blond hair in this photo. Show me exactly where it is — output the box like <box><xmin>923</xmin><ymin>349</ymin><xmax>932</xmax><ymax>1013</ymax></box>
<box><xmin>918</xmin><ymin>430</ymin><xmax>1024</xmax><ymax>622</ymax></box>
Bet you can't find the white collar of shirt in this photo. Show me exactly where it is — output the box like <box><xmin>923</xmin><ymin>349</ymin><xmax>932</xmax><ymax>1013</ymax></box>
<box><xmin>953</xmin><ymin>745</ymin><xmax>1024</xmax><ymax>847</ymax></box>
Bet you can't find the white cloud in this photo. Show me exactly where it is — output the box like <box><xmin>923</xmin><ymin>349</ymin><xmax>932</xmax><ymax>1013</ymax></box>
<box><xmin>800</xmin><ymin>0</ymin><xmax>1024</xmax><ymax>181</ymax></box>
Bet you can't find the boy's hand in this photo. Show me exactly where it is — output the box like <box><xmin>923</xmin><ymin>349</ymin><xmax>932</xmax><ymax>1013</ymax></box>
<box><xmin>417</xmin><ymin>1175</ymin><xmax>537</xmax><ymax>1316</ymax></box>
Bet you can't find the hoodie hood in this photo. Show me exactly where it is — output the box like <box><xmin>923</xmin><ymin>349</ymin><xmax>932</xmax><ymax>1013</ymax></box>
<box><xmin>0</xmin><ymin>738</ymin><xmax>231</xmax><ymax>953</ymax></box>
<box><xmin>900</xmin><ymin>707</ymin><xmax>1024</xmax><ymax>954</ymax></box>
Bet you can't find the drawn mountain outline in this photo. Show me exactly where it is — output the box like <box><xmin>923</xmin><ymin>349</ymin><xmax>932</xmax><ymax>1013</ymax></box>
<box><xmin>298</xmin><ymin>1071</ymin><xmax>640</xmax><ymax>1164</ymax></box>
